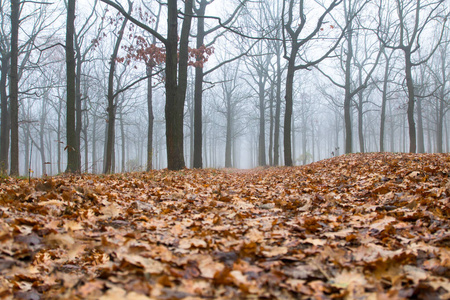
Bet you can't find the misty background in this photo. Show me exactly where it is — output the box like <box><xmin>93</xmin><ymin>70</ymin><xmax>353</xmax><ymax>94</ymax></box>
<box><xmin>0</xmin><ymin>0</ymin><xmax>448</xmax><ymax>176</ymax></box>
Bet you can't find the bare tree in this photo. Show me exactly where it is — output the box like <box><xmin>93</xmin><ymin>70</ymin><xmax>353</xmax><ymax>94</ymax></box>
<box><xmin>192</xmin><ymin>0</ymin><xmax>248</xmax><ymax>168</ymax></box>
<box><xmin>65</xmin><ymin>0</ymin><xmax>79</xmax><ymax>173</ymax></box>
<box><xmin>74</xmin><ymin>0</ymin><xmax>104</xmax><ymax>172</ymax></box>
<box><xmin>282</xmin><ymin>0</ymin><xmax>343</xmax><ymax>166</ymax></box>
<box><xmin>9</xmin><ymin>0</ymin><xmax>19</xmax><ymax>176</ymax></box>
<box><xmin>0</xmin><ymin>1</ymin><xmax>10</xmax><ymax>174</ymax></box>
<box><xmin>317</xmin><ymin>0</ymin><xmax>380</xmax><ymax>154</ymax></box>
<box><xmin>100</xmin><ymin>0</ymin><xmax>194</xmax><ymax>170</ymax></box>
<box><xmin>103</xmin><ymin>4</ymin><xmax>130</xmax><ymax>174</ymax></box>
<box><xmin>377</xmin><ymin>0</ymin><xmax>447</xmax><ymax>153</ymax></box>
<box><xmin>428</xmin><ymin>30</ymin><xmax>450</xmax><ymax>153</ymax></box>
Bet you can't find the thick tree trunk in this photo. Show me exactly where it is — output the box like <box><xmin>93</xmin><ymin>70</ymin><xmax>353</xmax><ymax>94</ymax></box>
<box><xmin>0</xmin><ymin>56</ymin><xmax>10</xmax><ymax>174</ymax></box>
<box><xmin>193</xmin><ymin>0</ymin><xmax>206</xmax><ymax>169</ymax></box>
<box><xmin>65</xmin><ymin>0</ymin><xmax>79</xmax><ymax>173</ymax></box>
<box><xmin>165</xmin><ymin>0</ymin><xmax>192</xmax><ymax>170</ymax></box>
<box><xmin>9</xmin><ymin>0</ymin><xmax>19</xmax><ymax>176</ymax></box>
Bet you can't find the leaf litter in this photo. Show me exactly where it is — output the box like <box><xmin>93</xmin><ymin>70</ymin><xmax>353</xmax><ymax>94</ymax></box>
<box><xmin>0</xmin><ymin>152</ymin><xmax>449</xmax><ymax>299</ymax></box>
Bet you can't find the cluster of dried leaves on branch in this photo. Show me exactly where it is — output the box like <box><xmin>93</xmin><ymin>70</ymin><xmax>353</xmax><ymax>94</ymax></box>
<box><xmin>0</xmin><ymin>153</ymin><xmax>449</xmax><ymax>299</ymax></box>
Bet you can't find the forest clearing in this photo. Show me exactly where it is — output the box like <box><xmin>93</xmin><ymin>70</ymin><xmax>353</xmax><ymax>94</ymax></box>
<box><xmin>0</xmin><ymin>152</ymin><xmax>449</xmax><ymax>299</ymax></box>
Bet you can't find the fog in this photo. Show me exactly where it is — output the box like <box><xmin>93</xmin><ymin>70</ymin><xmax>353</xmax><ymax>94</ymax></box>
<box><xmin>0</xmin><ymin>0</ymin><xmax>448</xmax><ymax>176</ymax></box>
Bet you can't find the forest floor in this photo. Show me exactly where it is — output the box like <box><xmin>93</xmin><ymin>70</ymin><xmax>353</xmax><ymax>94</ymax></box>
<box><xmin>0</xmin><ymin>152</ymin><xmax>449</xmax><ymax>299</ymax></box>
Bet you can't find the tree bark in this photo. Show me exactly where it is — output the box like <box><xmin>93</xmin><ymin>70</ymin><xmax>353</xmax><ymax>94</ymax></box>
<box><xmin>0</xmin><ymin>55</ymin><xmax>10</xmax><ymax>174</ymax></box>
<box><xmin>343</xmin><ymin>22</ymin><xmax>353</xmax><ymax>154</ymax></box>
<box><xmin>165</xmin><ymin>0</ymin><xmax>193</xmax><ymax>170</ymax></box>
<box><xmin>404</xmin><ymin>49</ymin><xmax>416</xmax><ymax>153</ymax></box>
<box><xmin>9</xmin><ymin>0</ymin><xmax>19</xmax><ymax>176</ymax></box>
<box><xmin>284</xmin><ymin>59</ymin><xmax>295</xmax><ymax>166</ymax></box>
<box><xmin>193</xmin><ymin>0</ymin><xmax>206</xmax><ymax>169</ymax></box>
<box><xmin>65</xmin><ymin>0</ymin><xmax>79</xmax><ymax>173</ymax></box>
<box><xmin>75</xmin><ymin>40</ymin><xmax>82</xmax><ymax>170</ymax></box>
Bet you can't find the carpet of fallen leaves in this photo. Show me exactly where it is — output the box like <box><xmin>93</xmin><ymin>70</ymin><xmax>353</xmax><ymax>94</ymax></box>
<box><xmin>0</xmin><ymin>153</ymin><xmax>449</xmax><ymax>300</ymax></box>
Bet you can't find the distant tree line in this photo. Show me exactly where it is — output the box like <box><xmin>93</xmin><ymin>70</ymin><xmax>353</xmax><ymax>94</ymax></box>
<box><xmin>0</xmin><ymin>0</ymin><xmax>448</xmax><ymax>175</ymax></box>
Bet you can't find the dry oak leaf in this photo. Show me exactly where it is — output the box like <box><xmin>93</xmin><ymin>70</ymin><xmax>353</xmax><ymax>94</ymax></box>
<box><xmin>118</xmin><ymin>253</ymin><xmax>165</xmax><ymax>274</ymax></box>
<box><xmin>331</xmin><ymin>270</ymin><xmax>367</xmax><ymax>288</ymax></box>
<box><xmin>99</xmin><ymin>286</ymin><xmax>152</xmax><ymax>300</ymax></box>
<box><xmin>179</xmin><ymin>238</ymin><xmax>207</xmax><ymax>249</ymax></box>
<box><xmin>261</xmin><ymin>246</ymin><xmax>288</xmax><ymax>257</ymax></box>
<box><xmin>197</xmin><ymin>255</ymin><xmax>225</xmax><ymax>279</ymax></box>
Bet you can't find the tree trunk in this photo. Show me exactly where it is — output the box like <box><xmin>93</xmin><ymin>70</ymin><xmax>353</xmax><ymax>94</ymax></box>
<box><xmin>146</xmin><ymin>66</ymin><xmax>154</xmax><ymax>171</ymax></box>
<box><xmin>269</xmin><ymin>87</ymin><xmax>274</xmax><ymax>166</ymax></box>
<box><xmin>357</xmin><ymin>91</ymin><xmax>364</xmax><ymax>153</ymax></box>
<box><xmin>120</xmin><ymin>110</ymin><xmax>125</xmax><ymax>172</ymax></box>
<box><xmin>92</xmin><ymin>114</ymin><xmax>97</xmax><ymax>173</ymax></box>
<box><xmin>75</xmin><ymin>42</ymin><xmax>82</xmax><ymax>170</ymax></box>
<box><xmin>193</xmin><ymin>0</ymin><xmax>206</xmax><ymax>169</ymax></box>
<box><xmin>9</xmin><ymin>0</ymin><xmax>19</xmax><ymax>176</ymax></box>
<box><xmin>380</xmin><ymin>51</ymin><xmax>390</xmax><ymax>152</ymax></box>
<box><xmin>343</xmin><ymin>25</ymin><xmax>353</xmax><ymax>154</ymax></box>
<box><xmin>284</xmin><ymin>59</ymin><xmax>295</xmax><ymax>166</ymax></box>
<box><xmin>416</xmin><ymin>95</ymin><xmax>424</xmax><ymax>153</ymax></box>
<box><xmin>404</xmin><ymin>49</ymin><xmax>416</xmax><ymax>153</ymax></box>
<box><xmin>0</xmin><ymin>55</ymin><xmax>10</xmax><ymax>174</ymax></box>
<box><xmin>436</xmin><ymin>89</ymin><xmax>445</xmax><ymax>153</ymax></box>
<box><xmin>274</xmin><ymin>49</ymin><xmax>282</xmax><ymax>166</ymax></box>
<box><xmin>302</xmin><ymin>117</ymin><xmax>307</xmax><ymax>165</ymax></box>
<box><xmin>57</xmin><ymin>101</ymin><xmax>62</xmax><ymax>174</ymax></box>
<box><xmin>258</xmin><ymin>75</ymin><xmax>266</xmax><ymax>166</ymax></box>
<box><xmin>65</xmin><ymin>0</ymin><xmax>79</xmax><ymax>173</ymax></box>
<box><xmin>103</xmin><ymin>7</ymin><xmax>129</xmax><ymax>173</ymax></box>
<box><xmin>165</xmin><ymin>0</ymin><xmax>193</xmax><ymax>170</ymax></box>
<box><xmin>39</xmin><ymin>96</ymin><xmax>47</xmax><ymax>175</ymax></box>
<box><xmin>225</xmin><ymin>95</ymin><xmax>232</xmax><ymax>168</ymax></box>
